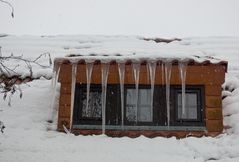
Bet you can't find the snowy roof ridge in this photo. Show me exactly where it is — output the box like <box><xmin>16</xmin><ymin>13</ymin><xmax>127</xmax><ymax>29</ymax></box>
<box><xmin>54</xmin><ymin>55</ymin><xmax>228</xmax><ymax>70</ymax></box>
<box><xmin>56</xmin><ymin>54</ymin><xmax>227</xmax><ymax>63</ymax></box>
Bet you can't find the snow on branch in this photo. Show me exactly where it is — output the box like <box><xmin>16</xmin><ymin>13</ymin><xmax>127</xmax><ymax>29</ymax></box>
<box><xmin>0</xmin><ymin>47</ymin><xmax>52</xmax><ymax>106</ymax></box>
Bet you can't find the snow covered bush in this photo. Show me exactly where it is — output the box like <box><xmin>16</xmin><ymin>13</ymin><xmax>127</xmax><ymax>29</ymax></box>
<box><xmin>222</xmin><ymin>75</ymin><xmax>239</xmax><ymax>134</ymax></box>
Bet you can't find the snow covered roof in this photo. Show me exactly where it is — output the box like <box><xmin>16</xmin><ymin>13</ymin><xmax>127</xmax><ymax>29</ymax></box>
<box><xmin>55</xmin><ymin>54</ymin><xmax>228</xmax><ymax>67</ymax></box>
<box><xmin>51</xmin><ymin>35</ymin><xmax>228</xmax><ymax>70</ymax></box>
<box><xmin>41</xmin><ymin>35</ymin><xmax>228</xmax><ymax>68</ymax></box>
<box><xmin>1</xmin><ymin>35</ymin><xmax>236</xmax><ymax>79</ymax></box>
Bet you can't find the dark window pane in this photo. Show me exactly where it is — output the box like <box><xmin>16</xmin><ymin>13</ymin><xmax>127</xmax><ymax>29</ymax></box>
<box><xmin>82</xmin><ymin>91</ymin><xmax>102</xmax><ymax>118</ymax></box>
<box><xmin>177</xmin><ymin>93</ymin><xmax>197</xmax><ymax>119</ymax></box>
<box><xmin>126</xmin><ymin>89</ymin><xmax>136</xmax><ymax>121</ymax></box>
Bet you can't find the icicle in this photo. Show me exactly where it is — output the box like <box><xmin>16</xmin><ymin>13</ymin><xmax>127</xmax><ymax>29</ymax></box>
<box><xmin>146</xmin><ymin>62</ymin><xmax>150</xmax><ymax>83</ymax></box>
<box><xmin>51</xmin><ymin>70</ymin><xmax>56</xmax><ymax>89</ymax></box>
<box><xmin>101</xmin><ymin>63</ymin><xmax>110</xmax><ymax>134</ymax></box>
<box><xmin>49</xmin><ymin>65</ymin><xmax>61</xmax><ymax>121</ymax></box>
<box><xmin>86</xmin><ymin>62</ymin><xmax>94</xmax><ymax>117</ymax></box>
<box><xmin>51</xmin><ymin>63</ymin><xmax>61</xmax><ymax>89</ymax></box>
<box><xmin>118</xmin><ymin>62</ymin><xmax>125</xmax><ymax>129</ymax></box>
<box><xmin>132</xmin><ymin>62</ymin><xmax>140</xmax><ymax>123</ymax></box>
<box><xmin>147</xmin><ymin>61</ymin><xmax>157</xmax><ymax>121</ymax></box>
<box><xmin>178</xmin><ymin>60</ymin><xmax>188</xmax><ymax>118</ymax></box>
<box><xmin>164</xmin><ymin>60</ymin><xmax>172</xmax><ymax>127</ymax></box>
<box><xmin>54</xmin><ymin>67</ymin><xmax>61</xmax><ymax>88</ymax></box>
<box><xmin>161</xmin><ymin>62</ymin><xmax>164</xmax><ymax>85</ymax></box>
<box><xmin>70</xmin><ymin>63</ymin><xmax>77</xmax><ymax>131</ymax></box>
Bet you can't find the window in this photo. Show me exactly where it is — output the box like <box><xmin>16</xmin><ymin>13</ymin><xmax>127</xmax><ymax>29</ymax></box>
<box><xmin>73</xmin><ymin>84</ymin><xmax>121</xmax><ymax>125</ymax></box>
<box><xmin>177</xmin><ymin>93</ymin><xmax>197</xmax><ymax>120</ymax></box>
<box><xmin>73</xmin><ymin>84</ymin><xmax>102</xmax><ymax>125</ymax></box>
<box><xmin>124</xmin><ymin>85</ymin><xmax>165</xmax><ymax>126</ymax></box>
<box><xmin>126</xmin><ymin>88</ymin><xmax>152</xmax><ymax>122</ymax></box>
<box><xmin>73</xmin><ymin>84</ymin><xmax>205</xmax><ymax>129</ymax></box>
<box><xmin>172</xmin><ymin>86</ymin><xmax>204</xmax><ymax>126</ymax></box>
<box><xmin>82</xmin><ymin>91</ymin><xmax>102</xmax><ymax>119</ymax></box>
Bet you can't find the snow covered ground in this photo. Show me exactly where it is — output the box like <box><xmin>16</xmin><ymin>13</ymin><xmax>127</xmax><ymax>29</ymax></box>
<box><xmin>0</xmin><ymin>35</ymin><xmax>239</xmax><ymax>162</ymax></box>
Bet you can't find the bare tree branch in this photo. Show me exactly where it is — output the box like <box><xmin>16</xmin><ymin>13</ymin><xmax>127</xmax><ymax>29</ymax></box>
<box><xmin>1</xmin><ymin>54</ymin><xmax>52</xmax><ymax>68</ymax></box>
<box><xmin>0</xmin><ymin>48</ymin><xmax>52</xmax><ymax>106</ymax></box>
<box><xmin>0</xmin><ymin>0</ymin><xmax>14</xmax><ymax>18</ymax></box>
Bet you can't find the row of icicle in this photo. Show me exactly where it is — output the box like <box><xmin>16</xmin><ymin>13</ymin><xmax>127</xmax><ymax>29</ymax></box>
<box><xmin>52</xmin><ymin>60</ymin><xmax>188</xmax><ymax>134</ymax></box>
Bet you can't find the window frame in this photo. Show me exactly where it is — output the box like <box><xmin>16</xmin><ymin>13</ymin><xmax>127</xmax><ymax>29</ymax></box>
<box><xmin>171</xmin><ymin>85</ymin><xmax>205</xmax><ymax>126</ymax></box>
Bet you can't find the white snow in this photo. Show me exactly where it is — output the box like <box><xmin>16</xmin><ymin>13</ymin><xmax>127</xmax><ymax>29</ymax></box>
<box><xmin>0</xmin><ymin>35</ymin><xmax>233</xmax><ymax>78</ymax></box>
<box><xmin>1</xmin><ymin>35</ymin><xmax>239</xmax><ymax>162</ymax></box>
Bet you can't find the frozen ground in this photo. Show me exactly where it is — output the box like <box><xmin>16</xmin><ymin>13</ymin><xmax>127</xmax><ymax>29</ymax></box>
<box><xmin>0</xmin><ymin>35</ymin><xmax>239</xmax><ymax>162</ymax></box>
